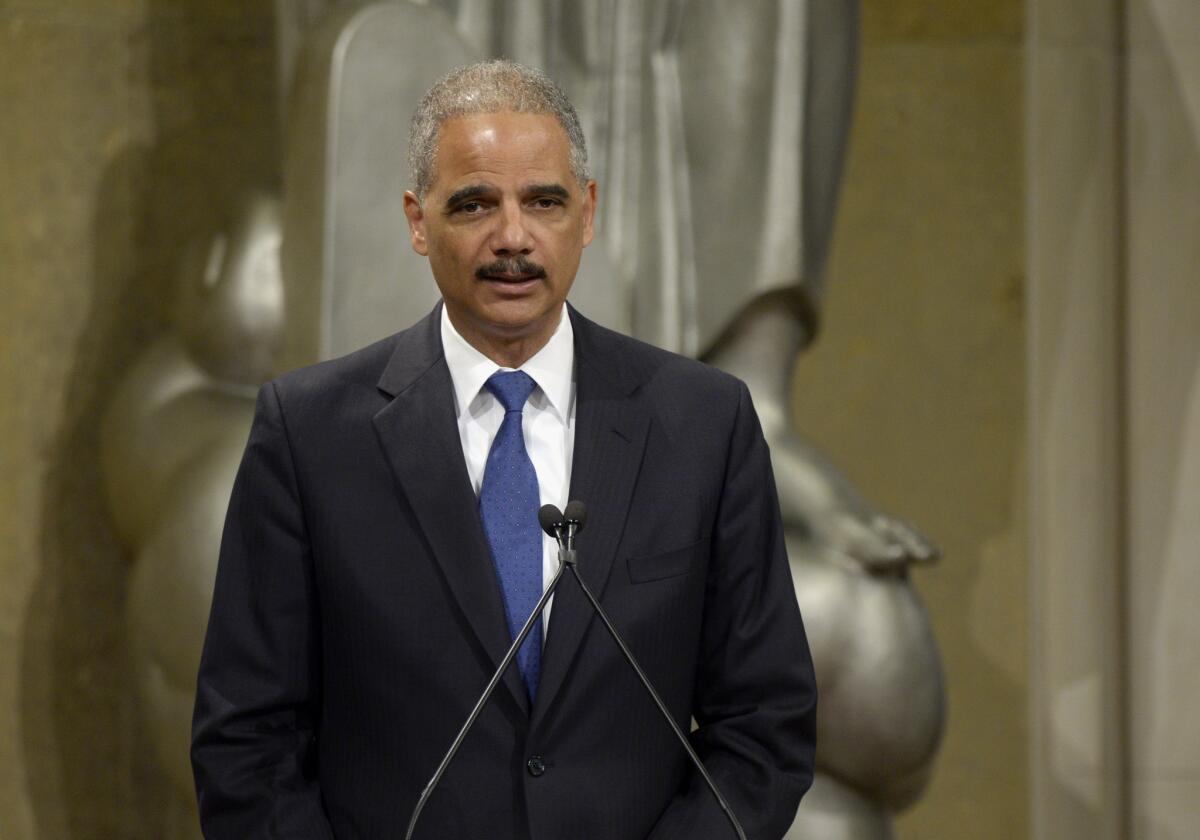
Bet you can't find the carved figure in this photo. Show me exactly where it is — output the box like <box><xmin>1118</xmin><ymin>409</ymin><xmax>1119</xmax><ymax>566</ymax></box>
<box><xmin>100</xmin><ymin>194</ymin><xmax>283</xmax><ymax>837</ymax></box>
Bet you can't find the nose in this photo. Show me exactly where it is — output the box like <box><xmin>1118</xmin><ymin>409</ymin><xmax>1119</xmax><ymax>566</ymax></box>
<box><xmin>490</xmin><ymin>200</ymin><xmax>534</xmax><ymax>255</ymax></box>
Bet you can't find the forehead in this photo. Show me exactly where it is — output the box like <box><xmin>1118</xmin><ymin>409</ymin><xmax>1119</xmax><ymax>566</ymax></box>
<box><xmin>431</xmin><ymin>111</ymin><xmax>573</xmax><ymax>190</ymax></box>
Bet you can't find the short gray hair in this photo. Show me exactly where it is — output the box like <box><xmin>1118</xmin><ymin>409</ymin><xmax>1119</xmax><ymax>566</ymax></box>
<box><xmin>407</xmin><ymin>59</ymin><xmax>590</xmax><ymax>199</ymax></box>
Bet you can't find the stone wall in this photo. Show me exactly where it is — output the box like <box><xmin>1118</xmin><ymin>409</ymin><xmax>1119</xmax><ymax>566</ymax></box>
<box><xmin>0</xmin><ymin>1</ymin><xmax>278</xmax><ymax>835</ymax></box>
<box><xmin>793</xmin><ymin>1</ymin><xmax>1028</xmax><ymax>838</ymax></box>
<box><xmin>1029</xmin><ymin>1</ymin><xmax>1200</xmax><ymax>837</ymax></box>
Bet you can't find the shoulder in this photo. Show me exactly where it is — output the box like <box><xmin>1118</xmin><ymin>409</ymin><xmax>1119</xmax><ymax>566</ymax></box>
<box><xmin>573</xmin><ymin>308</ymin><xmax>744</xmax><ymax>395</ymax></box>
<box><xmin>267</xmin><ymin>303</ymin><xmax>441</xmax><ymax>410</ymax></box>
<box><xmin>268</xmin><ymin>331</ymin><xmax>400</xmax><ymax>411</ymax></box>
<box><xmin>571</xmin><ymin>308</ymin><xmax>750</xmax><ymax>431</ymax></box>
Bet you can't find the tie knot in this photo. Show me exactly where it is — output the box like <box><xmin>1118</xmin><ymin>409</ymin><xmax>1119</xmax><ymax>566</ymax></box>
<box><xmin>485</xmin><ymin>370</ymin><xmax>537</xmax><ymax>413</ymax></box>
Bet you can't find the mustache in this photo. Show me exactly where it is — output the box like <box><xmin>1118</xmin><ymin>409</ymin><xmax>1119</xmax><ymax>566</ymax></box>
<box><xmin>475</xmin><ymin>257</ymin><xmax>548</xmax><ymax>281</ymax></box>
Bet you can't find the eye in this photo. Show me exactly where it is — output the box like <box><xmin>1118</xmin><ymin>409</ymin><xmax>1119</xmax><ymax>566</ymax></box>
<box><xmin>459</xmin><ymin>200</ymin><xmax>483</xmax><ymax>214</ymax></box>
<box><xmin>532</xmin><ymin>197</ymin><xmax>563</xmax><ymax>210</ymax></box>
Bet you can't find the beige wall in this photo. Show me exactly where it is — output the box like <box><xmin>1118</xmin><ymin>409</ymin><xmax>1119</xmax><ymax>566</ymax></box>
<box><xmin>793</xmin><ymin>1</ymin><xmax>1028</xmax><ymax>838</ymax></box>
<box><xmin>1028</xmin><ymin>1</ymin><xmax>1200</xmax><ymax>837</ymax></box>
<box><xmin>1027</xmin><ymin>1</ymin><xmax>1126</xmax><ymax>836</ymax></box>
<box><xmin>0</xmin><ymin>1</ymin><xmax>277</xmax><ymax>835</ymax></box>
<box><xmin>1127</xmin><ymin>3</ymin><xmax>1200</xmax><ymax>833</ymax></box>
<box><xmin>1126</xmin><ymin>6</ymin><xmax>1200</xmax><ymax>837</ymax></box>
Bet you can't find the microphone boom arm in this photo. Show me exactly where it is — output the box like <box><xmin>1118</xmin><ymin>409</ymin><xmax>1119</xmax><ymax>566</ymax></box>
<box><xmin>403</xmin><ymin>549</ymin><xmax>575</xmax><ymax>840</ymax></box>
<box><xmin>564</xmin><ymin>561</ymin><xmax>748</xmax><ymax>840</ymax></box>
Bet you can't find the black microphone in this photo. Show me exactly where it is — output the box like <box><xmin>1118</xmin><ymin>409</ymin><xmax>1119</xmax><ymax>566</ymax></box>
<box><xmin>540</xmin><ymin>503</ymin><xmax>578</xmax><ymax>572</ymax></box>
<box><xmin>546</xmin><ymin>501</ymin><xmax>747</xmax><ymax>840</ymax></box>
<box><xmin>562</xmin><ymin>500</ymin><xmax>586</xmax><ymax>549</ymax></box>
<box><xmin>538</xmin><ymin>503</ymin><xmax>565</xmax><ymax>541</ymax></box>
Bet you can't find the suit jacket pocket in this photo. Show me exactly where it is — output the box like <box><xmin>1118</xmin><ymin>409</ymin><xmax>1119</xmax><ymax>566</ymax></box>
<box><xmin>627</xmin><ymin>536</ymin><xmax>710</xmax><ymax>584</ymax></box>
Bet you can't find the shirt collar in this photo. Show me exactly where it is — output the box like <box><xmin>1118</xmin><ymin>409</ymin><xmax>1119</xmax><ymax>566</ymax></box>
<box><xmin>440</xmin><ymin>303</ymin><xmax>575</xmax><ymax>421</ymax></box>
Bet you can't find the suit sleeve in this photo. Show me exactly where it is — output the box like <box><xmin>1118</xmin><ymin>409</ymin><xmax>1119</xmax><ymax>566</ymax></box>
<box><xmin>191</xmin><ymin>382</ymin><xmax>336</xmax><ymax>839</ymax></box>
<box><xmin>647</xmin><ymin>381</ymin><xmax>817</xmax><ymax>840</ymax></box>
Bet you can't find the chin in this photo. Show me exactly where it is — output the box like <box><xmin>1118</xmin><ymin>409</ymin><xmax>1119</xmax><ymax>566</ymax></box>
<box><xmin>481</xmin><ymin>299</ymin><xmax>559</xmax><ymax>332</ymax></box>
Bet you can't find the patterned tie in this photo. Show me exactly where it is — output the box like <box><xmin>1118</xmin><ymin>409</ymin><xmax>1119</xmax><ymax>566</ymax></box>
<box><xmin>479</xmin><ymin>370</ymin><xmax>542</xmax><ymax>700</ymax></box>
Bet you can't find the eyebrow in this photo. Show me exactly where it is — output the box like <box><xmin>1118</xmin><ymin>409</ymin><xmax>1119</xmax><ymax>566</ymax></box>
<box><xmin>525</xmin><ymin>183</ymin><xmax>571</xmax><ymax>201</ymax></box>
<box><xmin>443</xmin><ymin>184</ymin><xmax>493</xmax><ymax>210</ymax></box>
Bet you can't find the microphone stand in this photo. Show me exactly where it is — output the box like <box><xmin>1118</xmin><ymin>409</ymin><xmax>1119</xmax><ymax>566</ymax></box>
<box><xmin>402</xmin><ymin>550</ymin><xmax>575</xmax><ymax>840</ymax></box>
<box><xmin>559</xmin><ymin>548</ymin><xmax>749</xmax><ymax>840</ymax></box>
<box><xmin>405</xmin><ymin>503</ymin><xmax>747</xmax><ymax>840</ymax></box>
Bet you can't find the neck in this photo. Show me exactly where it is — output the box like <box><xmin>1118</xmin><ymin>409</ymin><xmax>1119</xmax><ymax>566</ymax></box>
<box><xmin>472</xmin><ymin>336</ymin><xmax>547</xmax><ymax>369</ymax></box>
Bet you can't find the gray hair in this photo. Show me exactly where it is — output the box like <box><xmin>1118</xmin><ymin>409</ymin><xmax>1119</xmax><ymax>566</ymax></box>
<box><xmin>407</xmin><ymin>59</ymin><xmax>590</xmax><ymax>199</ymax></box>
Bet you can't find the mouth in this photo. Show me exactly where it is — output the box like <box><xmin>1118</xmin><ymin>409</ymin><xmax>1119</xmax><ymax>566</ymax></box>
<box><xmin>480</xmin><ymin>272</ymin><xmax>541</xmax><ymax>283</ymax></box>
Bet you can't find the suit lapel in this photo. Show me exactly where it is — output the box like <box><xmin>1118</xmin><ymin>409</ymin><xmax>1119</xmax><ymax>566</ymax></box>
<box><xmin>372</xmin><ymin>307</ymin><xmax>531</xmax><ymax>717</ymax></box>
<box><xmin>532</xmin><ymin>309</ymin><xmax>650</xmax><ymax>727</ymax></box>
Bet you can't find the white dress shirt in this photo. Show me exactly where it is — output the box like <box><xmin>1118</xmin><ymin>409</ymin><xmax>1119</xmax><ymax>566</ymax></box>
<box><xmin>440</xmin><ymin>304</ymin><xmax>576</xmax><ymax>635</ymax></box>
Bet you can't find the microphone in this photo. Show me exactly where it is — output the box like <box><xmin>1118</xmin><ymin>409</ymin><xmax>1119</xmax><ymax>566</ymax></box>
<box><xmin>540</xmin><ymin>502</ymin><xmax>584</xmax><ymax>553</ymax></box>
<box><xmin>562</xmin><ymin>500</ymin><xmax>585</xmax><ymax>549</ymax></box>
<box><xmin>538</xmin><ymin>503</ymin><xmax>565</xmax><ymax>541</ymax></box>
<box><xmin>539</xmin><ymin>501</ymin><xmax>748</xmax><ymax>840</ymax></box>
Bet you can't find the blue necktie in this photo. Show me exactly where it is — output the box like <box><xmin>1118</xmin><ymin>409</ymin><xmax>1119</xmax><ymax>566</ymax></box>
<box><xmin>479</xmin><ymin>371</ymin><xmax>542</xmax><ymax>700</ymax></box>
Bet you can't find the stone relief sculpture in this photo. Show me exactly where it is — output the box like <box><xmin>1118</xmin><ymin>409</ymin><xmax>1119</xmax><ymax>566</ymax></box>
<box><xmin>101</xmin><ymin>2</ymin><xmax>945</xmax><ymax>836</ymax></box>
<box><xmin>99</xmin><ymin>194</ymin><xmax>283</xmax><ymax>837</ymax></box>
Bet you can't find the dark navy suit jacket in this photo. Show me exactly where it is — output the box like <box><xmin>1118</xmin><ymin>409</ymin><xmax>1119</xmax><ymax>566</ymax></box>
<box><xmin>191</xmin><ymin>304</ymin><xmax>816</xmax><ymax>839</ymax></box>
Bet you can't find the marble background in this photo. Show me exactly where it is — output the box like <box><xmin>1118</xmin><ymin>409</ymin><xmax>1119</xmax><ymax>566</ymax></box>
<box><xmin>1028</xmin><ymin>0</ymin><xmax>1200</xmax><ymax>837</ymax></box>
<box><xmin>0</xmin><ymin>3</ymin><xmax>279</xmax><ymax>836</ymax></box>
<box><xmin>795</xmin><ymin>3</ymin><xmax>1027</xmax><ymax>839</ymax></box>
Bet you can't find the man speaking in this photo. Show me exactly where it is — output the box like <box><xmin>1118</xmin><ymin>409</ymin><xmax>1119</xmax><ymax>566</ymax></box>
<box><xmin>191</xmin><ymin>60</ymin><xmax>816</xmax><ymax>839</ymax></box>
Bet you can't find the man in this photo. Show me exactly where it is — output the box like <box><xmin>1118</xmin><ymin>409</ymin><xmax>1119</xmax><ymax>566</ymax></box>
<box><xmin>192</xmin><ymin>60</ymin><xmax>816</xmax><ymax>839</ymax></box>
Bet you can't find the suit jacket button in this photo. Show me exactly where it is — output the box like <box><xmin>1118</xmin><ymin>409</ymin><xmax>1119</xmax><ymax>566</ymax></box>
<box><xmin>526</xmin><ymin>755</ymin><xmax>546</xmax><ymax>777</ymax></box>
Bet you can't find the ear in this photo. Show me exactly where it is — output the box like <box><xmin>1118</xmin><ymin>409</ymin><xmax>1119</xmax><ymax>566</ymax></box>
<box><xmin>403</xmin><ymin>190</ymin><xmax>429</xmax><ymax>256</ymax></box>
<box><xmin>580</xmin><ymin>179</ymin><xmax>598</xmax><ymax>248</ymax></box>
